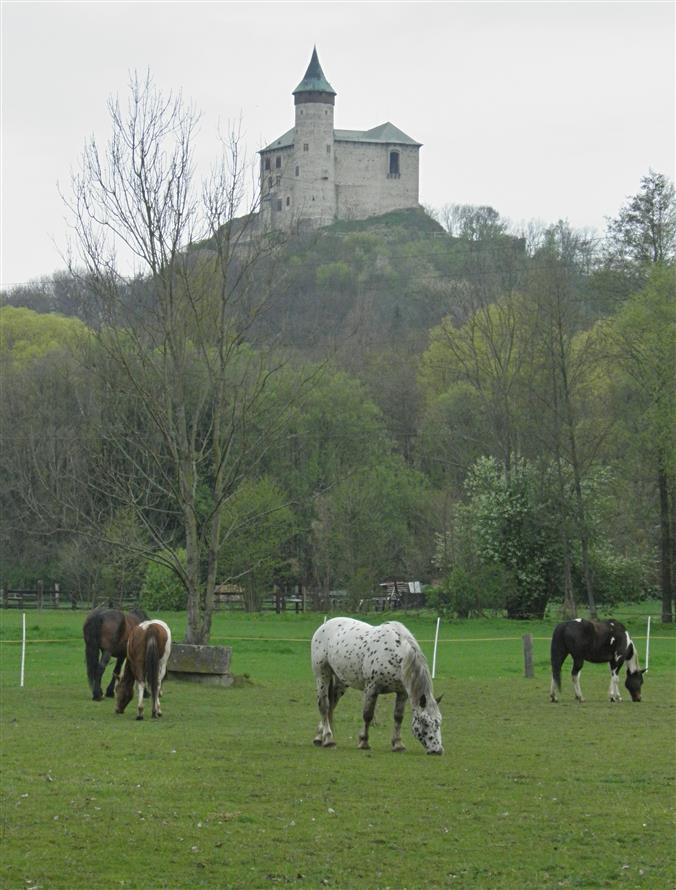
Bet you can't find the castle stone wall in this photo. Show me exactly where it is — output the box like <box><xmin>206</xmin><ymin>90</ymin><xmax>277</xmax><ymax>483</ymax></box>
<box><xmin>335</xmin><ymin>142</ymin><xmax>419</xmax><ymax>221</ymax></box>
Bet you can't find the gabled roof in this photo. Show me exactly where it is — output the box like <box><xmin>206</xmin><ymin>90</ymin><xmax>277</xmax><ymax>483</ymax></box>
<box><xmin>260</xmin><ymin>121</ymin><xmax>421</xmax><ymax>154</ymax></box>
<box><xmin>335</xmin><ymin>122</ymin><xmax>421</xmax><ymax>146</ymax></box>
<box><xmin>261</xmin><ymin>128</ymin><xmax>295</xmax><ymax>152</ymax></box>
<box><xmin>293</xmin><ymin>47</ymin><xmax>336</xmax><ymax>96</ymax></box>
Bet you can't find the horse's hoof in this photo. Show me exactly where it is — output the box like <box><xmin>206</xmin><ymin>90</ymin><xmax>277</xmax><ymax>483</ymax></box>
<box><xmin>391</xmin><ymin>744</ymin><xmax>406</xmax><ymax>753</ymax></box>
<box><xmin>313</xmin><ymin>738</ymin><xmax>323</xmax><ymax>746</ymax></box>
<box><xmin>357</xmin><ymin>741</ymin><xmax>370</xmax><ymax>750</ymax></box>
<box><xmin>92</xmin><ymin>694</ymin><xmax>103</xmax><ymax>702</ymax></box>
<box><xmin>322</xmin><ymin>739</ymin><xmax>336</xmax><ymax>748</ymax></box>
<box><xmin>136</xmin><ymin>715</ymin><xmax>144</xmax><ymax>721</ymax></box>
<box><xmin>105</xmin><ymin>690</ymin><xmax>114</xmax><ymax>698</ymax></box>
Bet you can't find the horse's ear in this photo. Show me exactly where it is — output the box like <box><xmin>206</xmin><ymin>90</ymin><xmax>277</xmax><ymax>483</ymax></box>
<box><xmin>419</xmin><ymin>694</ymin><xmax>427</xmax><ymax>709</ymax></box>
<box><xmin>435</xmin><ymin>694</ymin><xmax>443</xmax><ymax>705</ymax></box>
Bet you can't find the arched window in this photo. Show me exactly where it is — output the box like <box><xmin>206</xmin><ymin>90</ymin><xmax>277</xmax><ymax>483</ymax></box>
<box><xmin>389</xmin><ymin>151</ymin><xmax>400</xmax><ymax>177</ymax></box>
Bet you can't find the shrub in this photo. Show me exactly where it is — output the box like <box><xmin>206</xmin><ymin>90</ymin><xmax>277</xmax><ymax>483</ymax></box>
<box><xmin>140</xmin><ymin>550</ymin><xmax>187</xmax><ymax>611</ymax></box>
<box><xmin>426</xmin><ymin>564</ymin><xmax>511</xmax><ymax>618</ymax></box>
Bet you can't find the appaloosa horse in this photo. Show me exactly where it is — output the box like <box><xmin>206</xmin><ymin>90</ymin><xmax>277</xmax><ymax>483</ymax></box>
<box><xmin>550</xmin><ymin>618</ymin><xmax>646</xmax><ymax>703</ymax></box>
<box><xmin>311</xmin><ymin>617</ymin><xmax>443</xmax><ymax>754</ymax></box>
<box><xmin>115</xmin><ymin>620</ymin><xmax>172</xmax><ymax>720</ymax></box>
<box><xmin>83</xmin><ymin>606</ymin><xmax>148</xmax><ymax>700</ymax></box>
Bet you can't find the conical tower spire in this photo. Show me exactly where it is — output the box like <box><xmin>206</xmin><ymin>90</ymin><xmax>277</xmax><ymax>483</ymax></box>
<box><xmin>293</xmin><ymin>47</ymin><xmax>336</xmax><ymax>97</ymax></box>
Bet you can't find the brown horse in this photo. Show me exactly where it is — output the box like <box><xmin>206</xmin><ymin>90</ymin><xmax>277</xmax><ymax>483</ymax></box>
<box><xmin>115</xmin><ymin>620</ymin><xmax>172</xmax><ymax>720</ymax></box>
<box><xmin>83</xmin><ymin>607</ymin><xmax>148</xmax><ymax>700</ymax></box>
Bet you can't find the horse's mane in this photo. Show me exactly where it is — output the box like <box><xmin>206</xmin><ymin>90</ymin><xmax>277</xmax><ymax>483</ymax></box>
<box><xmin>391</xmin><ymin>622</ymin><xmax>434</xmax><ymax>704</ymax></box>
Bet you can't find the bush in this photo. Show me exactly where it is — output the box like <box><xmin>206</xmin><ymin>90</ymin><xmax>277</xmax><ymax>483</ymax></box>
<box><xmin>426</xmin><ymin>564</ymin><xmax>511</xmax><ymax>617</ymax></box>
<box><xmin>583</xmin><ymin>550</ymin><xmax>656</xmax><ymax>608</ymax></box>
<box><xmin>140</xmin><ymin>550</ymin><xmax>187</xmax><ymax>611</ymax></box>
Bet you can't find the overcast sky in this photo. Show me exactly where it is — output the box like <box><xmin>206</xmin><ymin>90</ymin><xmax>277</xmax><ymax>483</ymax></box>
<box><xmin>1</xmin><ymin>1</ymin><xmax>674</xmax><ymax>286</ymax></box>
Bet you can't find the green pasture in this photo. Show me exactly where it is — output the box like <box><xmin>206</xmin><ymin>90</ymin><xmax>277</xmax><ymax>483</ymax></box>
<box><xmin>1</xmin><ymin>606</ymin><xmax>675</xmax><ymax>889</ymax></box>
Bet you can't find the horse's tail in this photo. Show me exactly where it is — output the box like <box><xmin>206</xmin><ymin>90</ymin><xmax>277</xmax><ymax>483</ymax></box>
<box><xmin>145</xmin><ymin>628</ymin><xmax>160</xmax><ymax>704</ymax></box>
<box><xmin>83</xmin><ymin>610</ymin><xmax>103</xmax><ymax>692</ymax></box>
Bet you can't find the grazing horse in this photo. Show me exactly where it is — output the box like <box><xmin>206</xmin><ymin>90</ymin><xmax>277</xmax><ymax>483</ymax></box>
<box><xmin>311</xmin><ymin>617</ymin><xmax>443</xmax><ymax>754</ymax></box>
<box><xmin>115</xmin><ymin>620</ymin><xmax>172</xmax><ymax>720</ymax></box>
<box><xmin>83</xmin><ymin>607</ymin><xmax>149</xmax><ymax>700</ymax></box>
<box><xmin>550</xmin><ymin>618</ymin><xmax>646</xmax><ymax>703</ymax></box>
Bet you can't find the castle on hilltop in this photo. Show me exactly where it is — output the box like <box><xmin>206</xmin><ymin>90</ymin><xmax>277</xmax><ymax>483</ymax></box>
<box><xmin>259</xmin><ymin>48</ymin><xmax>421</xmax><ymax>232</ymax></box>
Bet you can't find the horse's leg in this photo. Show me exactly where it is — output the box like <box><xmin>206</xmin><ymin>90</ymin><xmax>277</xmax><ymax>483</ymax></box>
<box><xmin>608</xmin><ymin>660</ymin><xmax>622</xmax><ymax>702</ymax></box>
<box><xmin>94</xmin><ymin>652</ymin><xmax>111</xmax><ymax>701</ymax></box>
<box><xmin>358</xmin><ymin>685</ymin><xmax>378</xmax><ymax>750</ymax></box>
<box><xmin>152</xmin><ymin>680</ymin><xmax>161</xmax><ymax>718</ymax></box>
<box><xmin>105</xmin><ymin>656</ymin><xmax>125</xmax><ymax>698</ymax></box>
<box><xmin>313</xmin><ymin>666</ymin><xmax>335</xmax><ymax>747</ymax></box>
<box><xmin>328</xmin><ymin>679</ymin><xmax>346</xmax><ymax>730</ymax></box>
<box><xmin>571</xmin><ymin>658</ymin><xmax>585</xmax><ymax>702</ymax></box>
<box><xmin>391</xmin><ymin>691</ymin><xmax>407</xmax><ymax>752</ymax></box>
<box><xmin>135</xmin><ymin>681</ymin><xmax>145</xmax><ymax>720</ymax></box>
<box><xmin>550</xmin><ymin>634</ymin><xmax>566</xmax><ymax>702</ymax></box>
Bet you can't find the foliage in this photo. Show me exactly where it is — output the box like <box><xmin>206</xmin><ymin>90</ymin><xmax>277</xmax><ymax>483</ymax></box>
<box><xmin>0</xmin><ymin>306</ymin><xmax>86</xmax><ymax>367</ymax></box>
<box><xmin>311</xmin><ymin>455</ymin><xmax>432</xmax><ymax>606</ymax></box>
<box><xmin>218</xmin><ymin>477</ymin><xmax>295</xmax><ymax>610</ymax></box>
<box><xmin>426</xmin><ymin>563</ymin><xmax>510</xmax><ymax>617</ymax></box>
<box><xmin>605</xmin><ymin>169</ymin><xmax>676</xmax><ymax>268</ymax></box>
<box><xmin>140</xmin><ymin>549</ymin><xmax>188</xmax><ymax>611</ymax></box>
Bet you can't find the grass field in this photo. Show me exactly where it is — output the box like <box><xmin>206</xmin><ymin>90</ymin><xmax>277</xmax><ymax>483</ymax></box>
<box><xmin>1</xmin><ymin>605</ymin><xmax>675</xmax><ymax>889</ymax></box>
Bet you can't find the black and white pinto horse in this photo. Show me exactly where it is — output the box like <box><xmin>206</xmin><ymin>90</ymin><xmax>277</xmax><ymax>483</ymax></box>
<box><xmin>550</xmin><ymin>618</ymin><xmax>646</xmax><ymax>703</ymax></box>
<box><xmin>311</xmin><ymin>617</ymin><xmax>443</xmax><ymax>754</ymax></box>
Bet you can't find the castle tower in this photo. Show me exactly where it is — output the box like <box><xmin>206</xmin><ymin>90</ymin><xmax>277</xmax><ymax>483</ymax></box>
<box><xmin>291</xmin><ymin>48</ymin><xmax>337</xmax><ymax>228</ymax></box>
<box><xmin>258</xmin><ymin>49</ymin><xmax>420</xmax><ymax>232</ymax></box>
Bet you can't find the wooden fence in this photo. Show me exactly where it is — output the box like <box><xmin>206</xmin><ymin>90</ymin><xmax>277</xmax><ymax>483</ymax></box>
<box><xmin>0</xmin><ymin>584</ymin><xmax>140</xmax><ymax>611</ymax></box>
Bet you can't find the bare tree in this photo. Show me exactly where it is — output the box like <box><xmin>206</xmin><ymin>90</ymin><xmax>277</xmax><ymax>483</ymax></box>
<box><xmin>48</xmin><ymin>72</ymin><xmax>304</xmax><ymax>643</ymax></box>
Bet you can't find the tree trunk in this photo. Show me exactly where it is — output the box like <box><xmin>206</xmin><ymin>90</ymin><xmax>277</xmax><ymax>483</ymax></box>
<box><xmin>658</xmin><ymin>459</ymin><xmax>673</xmax><ymax>623</ymax></box>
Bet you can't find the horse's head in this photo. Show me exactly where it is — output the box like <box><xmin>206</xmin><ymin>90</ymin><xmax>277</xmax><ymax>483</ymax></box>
<box><xmin>411</xmin><ymin>694</ymin><xmax>443</xmax><ymax>755</ymax></box>
<box><xmin>624</xmin><ymin>668</ymin><xmax>646</xmax><ymax>702</ymax></box>
<box><xmin>114</xmin><ymin>670</ymin><xmax>134</xmax><ymax>714</ymax></box>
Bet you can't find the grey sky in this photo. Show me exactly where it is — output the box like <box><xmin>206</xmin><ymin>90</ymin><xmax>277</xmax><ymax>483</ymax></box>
<box><xmin>2</xmin><ymin>0</ymin><xmax>674</xmax><ymax>286</ymax></box>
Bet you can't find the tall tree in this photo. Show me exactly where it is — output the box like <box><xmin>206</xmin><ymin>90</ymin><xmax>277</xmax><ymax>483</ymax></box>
<box><xmin>12</xmin><ymin>73</ymin><xmax>306</xmax><ymax>643</ymax></box>
<box><xmin>605</xmin><ymin>170</ymin><xmax>676</xmax><ymax>270</ymax></box>
<box><xmin>605</xmin><ymin>265</ymin><xmax>676</xmax><ymax>622</ymax></box>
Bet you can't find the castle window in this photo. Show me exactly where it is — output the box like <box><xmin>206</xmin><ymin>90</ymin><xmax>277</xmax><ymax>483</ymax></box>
<box><xmin>286</xmin><ymin>196</ymin><xmax>290</xmax><ymax>206</ymax></box>
<box><xmin>264</xmin><ymin>157</ymin><xmax>271</xmax><ymax>171</ymax></box>
<box><xmin>389</xmin><ymin>151</ymin><xmax>400</xmax><ymax>177</ymax></box>
<box><xmin>303</xmin><ymin>143</ymin><xmax>309</xmax><ymax>152</ymax></box>
<box><xmin>276</xmin><ymin>199</ymin><xmax>282</xmax><ymax>211</ymax></box>
<box><xmin>295</xmin><ymin>165</ymin><xmax>300</xmax><ymax>177</ymax></box>
<box><xmin>276</xmin><ymin>176</ymin><xmax>281</xmax><ymax>186</ymax></box>
<box><xmin>326</xmin><ymin>145</ymin><xmax>331</xmax><ymax>155</ymax></box>
<box><xmin>275</xmin><ymin>156</ymin><xmax>281</xmax><ymax>169</ymax></box>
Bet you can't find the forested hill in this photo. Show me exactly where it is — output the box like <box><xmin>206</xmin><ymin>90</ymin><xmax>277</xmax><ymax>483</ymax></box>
<box><xmin>1</xmin><ymin>176</ymin><xmax>674</xmax><ymax>626</ymax></box>
<box><xmin>251</xmin><ymin>206</ymin><xmax>529</xmax><ymax>356</ymax></box>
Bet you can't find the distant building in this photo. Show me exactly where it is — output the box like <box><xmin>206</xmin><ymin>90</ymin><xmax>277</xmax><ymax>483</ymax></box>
<box><xmin>259</xmin><ymin>48</ymin><xmax>421</xmax><ymax>232</ymax></box>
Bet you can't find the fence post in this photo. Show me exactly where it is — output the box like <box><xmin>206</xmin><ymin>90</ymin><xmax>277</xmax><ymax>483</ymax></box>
<box><xmin>522</xmin><ymin>633</ymin><xmax>534</xmax><ymax>678</ymax></box>
<box><xmin>37</xmin><ymin>579</ymin><xmax>44</xmax><ymax>610</ymax></box>
<box><xmin>54</xmin><ymin>583</ymin><xmax>60</xmax><ymax>608</ymax></box>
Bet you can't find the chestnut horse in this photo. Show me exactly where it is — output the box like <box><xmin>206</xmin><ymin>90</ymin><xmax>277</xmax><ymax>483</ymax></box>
<box><xmin>115</xmin><ymin>620</ymin><xmax>172</xmax><ymax>720</ymax></box>
<box><xmin>83</xmin><ymin>606</ymin><xmax>149</xmax><ymax>700</ymax></box>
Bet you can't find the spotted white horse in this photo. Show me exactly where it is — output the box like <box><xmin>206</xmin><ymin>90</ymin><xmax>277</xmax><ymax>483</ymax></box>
<box><xmin>311</xmin><ymin>617</ymin><xmax>443</xmax><ymax>754</ymax></box>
